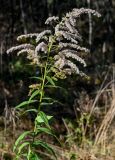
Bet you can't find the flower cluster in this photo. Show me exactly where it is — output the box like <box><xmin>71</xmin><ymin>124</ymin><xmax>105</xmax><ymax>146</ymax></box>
<box><xmin>7</xmin><ymin>8</ymin><xmax>100</xmax><ymax>78</ymax></box>
<box><xmin>45</xmin><ymin>16</ymin><xmax>59</xmax><ymax>25</ymax></box>
<box><xmin>7</xmin><ymin>44</ymin><xmax>35</xmax><ymax>54</ymax></box>
<box><xmin>51</xmin><ymin>8</ymin><xmax>100</xmax><ymax>76</ymax></box>
<box><xmin>17</xmin><ymin>33</ymin><xmax>39</xmax><ymax>42</ymax></box>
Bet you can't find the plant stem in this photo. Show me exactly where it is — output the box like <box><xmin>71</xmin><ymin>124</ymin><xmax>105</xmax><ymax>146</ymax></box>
<box><xmin>32</xmin><ymin>37</ymin><xmax>54</xmax><ymax>151</ymax></box>
<box><xmin>38</xmin><ymin>37</ymin><xmax>53</xmax><ymax>112</ymax></box>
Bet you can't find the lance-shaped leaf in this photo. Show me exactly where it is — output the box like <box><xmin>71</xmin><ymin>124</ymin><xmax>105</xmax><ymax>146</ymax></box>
<box><xmin>15</xmin><ymin>100</ymin><xmax>38</xmax><ymax>109</ymax></box>
<box><xmin>29</xmin><ymin>89</ymin><xmax>41</xmax><ymax>102</ymax></box>
<box><xmin>33</xmin><ymin>140</ymin><xmax>57</xmax><ymax>159</ymax></box>
<box><xmin>36</xmin><ymin>127</ymin><xmax>54</xmax><ymax>136</ymax></box>
<box><xmin>30</xmin><ymin>76</ymin><xmax>43</xmax><ymax>81</ymax></box>
<box><xmin>42</xmin><ymin>97</ymin><xmax>63</xmax><ymax>105</ymax></box>
<box><xmin>22</xmin><ymin>108</ymin><xmax>38</xmax><ymax>115</ymax></box>
<box><xmin>46</xmin><ymin>76</ymin><xmax>55</xmax><ymax>86</ymax></box>
<box><xmin>17</xmin><ymin>142</ymin><xmax>30</xmax><ymax>155</ymax></box>
<box><xmin>13</xmin><ymin>131</ymin><xmax>32</xmax><ymax>151</ymax></box>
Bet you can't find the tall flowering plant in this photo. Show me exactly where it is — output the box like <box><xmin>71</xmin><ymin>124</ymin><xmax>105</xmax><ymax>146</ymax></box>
<box><xmin>7</xmin><ymin>8</ymin><xmax>100</xmax><ymax>160</ymax></box>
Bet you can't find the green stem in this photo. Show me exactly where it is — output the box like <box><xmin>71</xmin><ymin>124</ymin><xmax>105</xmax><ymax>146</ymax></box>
<box><xmin>32</xmin><ymin>37</ymin><xmax>54</xmax><ymax>147</ymax></box>
<box><xmin>38</xmin><ymin>39</ymin><xmax>53</xmax><ymax>112</ymax></box>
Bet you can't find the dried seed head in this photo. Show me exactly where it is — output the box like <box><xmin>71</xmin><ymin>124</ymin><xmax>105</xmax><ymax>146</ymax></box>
<box><xmin>59</xmin><ymin>50</ymin><xmax>86</xmax><ymax>67</ymax></box>
<box><xmin>45</xmin><ymin>16</ymin><xmax>59</xmax><ymax>25</ymax></box>
<box><xmin>17</xmin><ymin>49</ymin><xmax>34</xmax><ymax>56</ymax></box>
<box><xmin>17</xmin><ymin>33</ymin><xmax>39</xmax><ymax>42</ymax></box>
<box><xmin>35</xmin><ymin>42</ymin><xmax>48</xmax><ymax>55</ymax></box>
<box><xmin>7</xmin><ymin>8</ymin><xmax>100</xmax><ymax>78</ymax></box>
<box><xmin>65</xmin><ymin>60</ymin><xmax>80</xmax><ymax>74</ymax></box>
<box><xmin>7</xmin><ymin>44</ymin><xmax>35</xmax><ymax>54</ymax></box>
<box><xmin>72</xmin><ymin>8</ymin><xmax>101</xmax><ymax>18</ymax></box>
<box><xmin>36</xmin><ymin>30</ymin><xmax>51</xmax><ymax>43</ymax></box>
<box><xmin>59</xmin><ymin>42</ymin><xmax>89</xmax><ymax>52</ymax></box>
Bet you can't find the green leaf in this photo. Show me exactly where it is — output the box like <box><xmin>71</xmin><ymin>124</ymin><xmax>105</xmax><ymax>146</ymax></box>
<box><xmin>36</xmin><ymin>113</ymin><xmax>53</xmax><ymax>123</ymax></box>
<box><xmin>13</xmin><ymin>131</ymin><xmax>31</xmax><ymax>151</ymax></box>
<box><xmin>41</xmin><ymin>100</ymin><xmax>64</xmax><ymax>106</ymax></box>
<box><xmin>41</xmin><ymin>102</ymin><xmax>54</xmax><ymax>106</ymax></box>
<box><xmin>36</xmin><ymin>127</ymin><xmax>54</xmax><ymax>136</ymax></box>
<box><xmin>29</xmin><ymin>90</ymin><xmax>40</xmax><ymax>102</ymax></box>
<box><xmin>42</xmin><ymin>97</ymin><xmax>63</xmax><ymax>105</ymax></box>
<box><xmin>22</xmin><ymin>109</ymin><xmax>38</xmax><ymax>114</ymax></box>
<box><xmin>18</xmin><ymin>142</ymin><xmax>29</xmax><ymax>154</ymax></box>
<box><xmin>44</xmin><ymin>85</ymin><xmax>64</xmax><ymax>89</ymax></box>
<box><xmin>42</xmin><ymin>97</ymin><xmax>57</xmax><ymax>104</ymax></box>
<box><xmin>46</xmin><ymin>76</ymin><xmax>55</xmax><ymax>86</ymax></box>
<box><xmin>33</xmin><ymin>140</ymin><xmax>57</xmax><ymax>159</ymax></box>
<box><xmin>35</xmin><ymin>111</ymin><xmax>53</xmax><ymax>129</ymax></box>
<box><xmin>42</xmin><ymin>97</ymin><xmax>53</xmax><ymax>101</ymax></box>
<box><xmin>29</xmin><ymin>152</ymin><xmax>41</xmax><ymax>160</ymax></box>
<box><xmin>16</xmin><ymin>100</ymin><xmax>37</xmax><ymax>109</ymax></box>
<box><xmin>30</xmin><ymin>76</ymin><xmax>43</xmax><ymax>81</ymax></box>
<box><xmin>39</xmin><ymin>111</ymin><xmax>52</xmax><ymax>129</ymax></box>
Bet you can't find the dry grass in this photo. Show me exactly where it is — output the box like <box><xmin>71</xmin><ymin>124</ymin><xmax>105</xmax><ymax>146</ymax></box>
<box><xmin>54</xmin><ymin>66</ymin><xmax>115</xmax><ymax>160</ymax></box>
